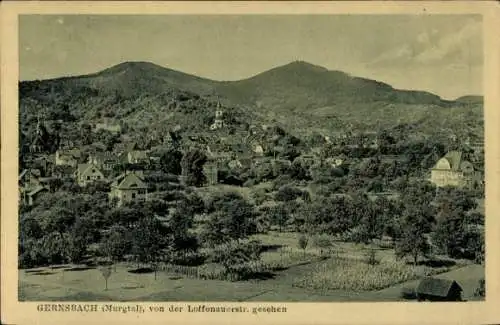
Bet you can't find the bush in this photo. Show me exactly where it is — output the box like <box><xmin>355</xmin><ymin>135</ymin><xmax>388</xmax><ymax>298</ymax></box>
<box><xmin>197</xmin><ymin>263</ymin><xmax>226</xmax><ymax>280</ymax></box>
<box><xmin>474</xmin><ymin>278</ymin><xmax>485</xmax><ymax>298</ymax></box>
<box><xmin>272</xmin><ymin>175</ymin><xmax>294</xmax><ymax>190</ymax></box>
<box><xmin>312</xmin><ymin>234</ymin><xmax>334</xmax><ymax>257</ymax></box>
<box><xmin>364</xmin><ymin>248</ymin><xmax>380</xmax><ymax>266</ymax></box>
<box><xmin>243</xmin><ymin>179</ymin><xmax>256</xmax><ymax>187</ymax></box>
<box><xmin>171</xmin><ymin>251</ymin><xmax>206</xmax><ymax>266</ymax></box>
<box><xmin>19</xmin><ymin>251</ymin><xmax>37</xmax><ymax>269</ymax></box>
<box><xmin>276</xmin><ymin>186</ymin><xmax>307</xmax><ymax>202</ymax></box>
<box><xmin>298</xmin><ymin>234</ymin><xmax>309</xmax><ymax>257</ymax></box>
<box><xmin>250</xmin><ymin>188</ymin><xmax>268</xmax><ymax>206</ymax></box>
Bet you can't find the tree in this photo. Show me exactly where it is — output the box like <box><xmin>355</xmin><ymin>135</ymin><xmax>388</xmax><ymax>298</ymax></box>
<box><xmin>19</xmin><ymin>216</ymin><xmax>43</xmax><ymax>241</ymax></box>
<box><xmin>296</xmin><ymin>196</ymin><xmax>350</xmax><ymax>235</ymax></box>
<box><xmin>200</xmin><ymin>193</ymin><xmax>257</xmax><ymax>246</ymax></box>
<box><xmin>40</xmin><ymin>232</ymin><xmax>71</xmax><ymax>265</ymax></box>
<box><xmin>357</xmin><ymin>196</ymin><xmax>395</xmax><ymax>243</ymax></box>
<box><xmin>288</xmin><ymin>160</ymin><xmax>311</xmax><ymax>181</ymax></box>
<box><xmin>101</xmin><ymin>225</ymin><xmax>132</xmax><ymax>269</ymax></box>
<box><xmin>364</xmin><ymin>248</ymin><xmax>380</xmax><ymax>266</ymax></box>
<box><xmin>159</xmin><ymin>148</ymin><xmax>183</xmax><ymax>175</ymax></box>
<box><xmin>275</xmin><ymin>186</ymin><xmax>306</xmax><ymax>202</ymax></box>
<box><xmin>267</xmin><ymin>204</ymin><xmax>289</xmax><ymax>232</ymax></box>
<box><xmin>434</xmin><ymin>187</ymin><xmax>477</xmax><ymax>213</ymax></box>
<box><xmin>170</xmin><ymin>200</ymin><xmax>200</xmax><ymax>262</ymax></box>
<box><xmin>208</xmin><ymin>239</ymin><xmax>262</xmax><ymax>280</ymax></box>
<box><xmin>46</xmin><ymin>178</ymin><xmax>64</xmax><ymax>193</ymax></box>
<box><xmin>131</xmin><ymin>216</ymin><xmax>172</xmax><ymax>278</ymax></box>
<box><xmin>349</xmin><ymin>193</ymin><xmax>376</xmax><ymax>243</ymax></box>
<box><xmin>312</xmin><ymin>233</ymin><xmax>334</xmax><ymax>257</ymax></box>
<box><xmin>180</xmin><ymin>149</ymin><xmax>207</xmax><ymax>186</ymax></box>
<box><xmin>401</xmin><ymin>180</ymin><xmax>436</xmax><ymax>208</ymax></box>
<box><xmin>433</xmin><ymin>204</ymin><xmax>483</xmax><ymax>260</ymax></box>
<box><xmin>94</xmin><ymin>129</ymin><xmax>120</xmax><ymax>151</ymax></box>
<box><xmin>42</xmin><ymin>207</ymin><xmax>75</xmax><ymax>236</ymax></box>
<box><xmin>106</xmin><ymin>206</ymin><xmax>144</xmax><ymax>227</ymax></box>
<box><xmin>298</xmin><ymin>234</ymin><xmax>309</xmax><ymax>258</ymax></box>
<box><xmin>80</xmin><ymin>123</ymin><xmax>93</xmax><ymax>146</ymax></box>
<box><xmin>395</xmin><ymin>205</ymin><xmax>432</xmax><ymax>265</ymax></box>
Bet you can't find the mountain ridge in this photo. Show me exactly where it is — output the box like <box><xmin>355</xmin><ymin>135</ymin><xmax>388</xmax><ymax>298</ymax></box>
<box><xmin>19</xmin><ymin>60</ymin><xmax>483</xmax><ymax>140</ymax></box>
<box><xmin>20</xmin><ymin>60</ymin><xmax>483</xmax><ymax>105</ymax></box>
<box><xmin>20</xmin><ymin>60</ymin><xmax>455</xmax><ymax>102</ymax></box>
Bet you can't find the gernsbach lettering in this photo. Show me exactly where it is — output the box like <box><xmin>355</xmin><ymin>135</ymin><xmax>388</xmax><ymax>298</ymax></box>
<box><xmin>187</xmin><ymin>305</ymin><xmax>248</xmax><ymax>313</ymax></box>
<box><xmin>37</xmin><ymin>304</ymin><xmax>99</xmax><ymax>312</ymax></box>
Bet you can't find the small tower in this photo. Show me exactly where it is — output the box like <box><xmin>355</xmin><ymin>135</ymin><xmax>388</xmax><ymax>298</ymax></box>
<box><xmin>30</xmin><ymin>112</ymin><xmax>46</xmax><ymax>153</ymax></box>
<box><xmin>210</xmin><ymin>100</ymin><xmax>224</xmax><ymax>130</ymax></box>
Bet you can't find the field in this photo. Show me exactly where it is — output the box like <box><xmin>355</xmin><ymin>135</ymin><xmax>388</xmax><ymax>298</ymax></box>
<box><xmin>19</xmin><ymin>232</ymin><xmax>484</xmax><ymax>302</ymax></box>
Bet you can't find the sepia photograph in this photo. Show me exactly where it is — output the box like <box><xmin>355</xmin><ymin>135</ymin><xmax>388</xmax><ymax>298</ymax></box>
<box><xmin>16</xmin><ymin>12</ymin><xmax>487</xmax><ymax>302</ymax></box>
<box><xmin>2</xmin><ymin>2</ymin><xmax>500</xmax><ymax>325</ymax></box>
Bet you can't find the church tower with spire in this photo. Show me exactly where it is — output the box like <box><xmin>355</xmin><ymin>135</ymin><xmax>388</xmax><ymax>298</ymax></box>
<box><xmin>210</xmin><ymin>99</ymin><xmax>224</xmax><ymax>130</ymax></box>
<box><xmin>29</xmin><ymin>111</ymin><xmax>50</xmax><ymax>153</ymax></box>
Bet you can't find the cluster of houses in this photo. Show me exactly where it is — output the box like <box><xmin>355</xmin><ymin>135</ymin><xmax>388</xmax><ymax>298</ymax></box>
<box><xmin>20</xmin><ymin>145</ymin><xmax>150</xmax><ymax>207</ymax></box>
<box><xmin>325</xmin><ymin>131</ymin><xmax>380</xmax><ymax>149</ymax></box>
<box><xmin>19</xmin><ymin>103</ymin><xmax>484</xmax><ymax>208</ymax></box>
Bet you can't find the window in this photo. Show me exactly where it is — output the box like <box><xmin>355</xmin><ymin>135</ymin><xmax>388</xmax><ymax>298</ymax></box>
<box><xmin>86</xmin><ymin>176</ymin><xmax>90</xmax><ymax>180</ymax></box>
<box><xmin>131</xmin><ymin>193</ymin><xmax>136</xmax><ymax>199</ymax></box>
<box><xmin>92</xmin><ymin>169</ymin><xmax>96</xmax><ymax>173</ymax></box>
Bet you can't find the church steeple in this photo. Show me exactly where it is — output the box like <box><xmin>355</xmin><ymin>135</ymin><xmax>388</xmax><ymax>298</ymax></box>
<box><xmin>210</xmin><ymin>97</ymin><xmax>224</xmax><ymax>130</ymax></box>
<box><xmin>30</xmin><ymin>110</ymin><xmax>50</xmax><ymax>153</ymax></box>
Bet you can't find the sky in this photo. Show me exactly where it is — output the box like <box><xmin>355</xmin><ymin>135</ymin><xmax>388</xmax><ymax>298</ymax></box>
<box><xmin>19</xmin><ymin>14</ymin><xmax>483</xmax><ymax>100</ymax></box>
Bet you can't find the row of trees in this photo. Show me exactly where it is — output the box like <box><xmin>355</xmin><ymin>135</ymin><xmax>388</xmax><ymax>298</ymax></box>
<box><xmin>260</xmin><ymin>180</ymin><xmax>484</xmax><ymax>265</ymax></box>
<box><xmin>19</xmin><ymin>180</ymin><xmax>484</xmax><ymax>276</ymax></box>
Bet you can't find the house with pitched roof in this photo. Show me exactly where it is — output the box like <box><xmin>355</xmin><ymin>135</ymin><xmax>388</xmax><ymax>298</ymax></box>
<box><xmin>88</xmin><ymin>151</ymin><xmax>119</xmax><ymax>172</ymax></box>
<box><xmin>416</xmin><ymin>278</ymin><xmax>463</xmax><ymax>302</ymax></box>
<box><xmin>126</xmin><ymin>150</ymin><xmax>149</xmax><ymax>164</ymax></box>
<box><xmin>25</xmin><ymin>186</ymin><xmax>49</xmax><ymax>206</ymax></box>
<box><xmin>109</xmin><ymin>171</ymin><xmax>148</xmax><ymax>207</ymax></box>
<box><xmin>94</xmin><ymin>121</ymin><xmax>122</xmax><ymax>135</ymax></box>
<box><xmin>19</xmin><ymin>169</ymin><xmax>42</xmax><ymax>189</ymax></box>
<box><xmin>19</xmin><ymin>169</ymin><xmax>49</xmax><ymax>206</ymax></box>
<box><xmin>55</xmin><ymin>148</ymin><xmax>81</xmax><ymax>167</ymax></box>
<box><xmin>75</xmin><ymin>163</ymin><xmax>106</xmax><ymax>186</ymax></box>
<box><xmin>430</xmin><ymin>151</ymin><xmax>483</xmax><ymax>189</ymax></box>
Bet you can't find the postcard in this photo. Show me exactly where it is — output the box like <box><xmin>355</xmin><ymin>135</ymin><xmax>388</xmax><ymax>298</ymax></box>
<box><xmin>1</xmin><ymin>1</ymin><xmax>499</xmax><ymax>325</ymax></box>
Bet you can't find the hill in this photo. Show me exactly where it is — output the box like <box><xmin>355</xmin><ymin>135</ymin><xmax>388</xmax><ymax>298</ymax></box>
<box><xmin>19</xmin><ymin>61</ymin><xmax>483</xmax><ymax>145</ymax></box>
<box><xmin>455</xmin><ymin>95</ymin><xmax>484</xmax><ymax>105</ymax></box>
<box><xmin>216</xmin><ymin>61</ymin><xmax>451</xmax><ymax>109</ymax></box>
<box><xmin>213</xmin><ymin>61</ymin><xmax>482</xmax><ymax>136</ymax></box>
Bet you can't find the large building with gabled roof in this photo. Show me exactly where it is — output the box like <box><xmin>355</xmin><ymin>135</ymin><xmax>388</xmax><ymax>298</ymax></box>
<box><xmin>109</xmin><ymin>171</ymin><xmax>148</xmax><ymax>206</ymax></box>
<box><xmin>75</xmin><ymin>163</ymin><xmax>106</xmax><ymax>186</ymax></box>
<box><xmin>430</xmin><ymin>151</ymin><xmax>483</xmax><ymax>189</ymax></box>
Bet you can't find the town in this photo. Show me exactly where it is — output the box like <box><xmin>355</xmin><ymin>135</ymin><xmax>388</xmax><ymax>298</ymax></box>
<box><xmin>18</xmin><ymin>90</ymin><xmax>485</xmax><ymax>302</ymax></box>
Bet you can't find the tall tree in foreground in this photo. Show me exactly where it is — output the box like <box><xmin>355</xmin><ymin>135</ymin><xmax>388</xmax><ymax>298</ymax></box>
<box><xmin>180</xmin><ymin>149</ymin><xmax>207</xmax><ymax>186</ymax></box>
<box><xmin>101</xmin><ymin>225</ymin><xmax>132</xmax><ymax>270</ymax></box>
<box><xmin>131</xmin><ymin>216</ymin><xmax>172</xmax><ymax>279</ymax></box>
<box><xmin>200</xmin><ymin>192</ymin><xmax>257</xmax><ymax>246</ymax></box>
<box><xmin>395</xmin><ymin>204</ymin><xmax>432</xmax><ymax>266</ymax></box>
<box><xmin>298</xmin><ymin>234</ymin><xmax>309</xmax><ymax>258</ymax></box>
